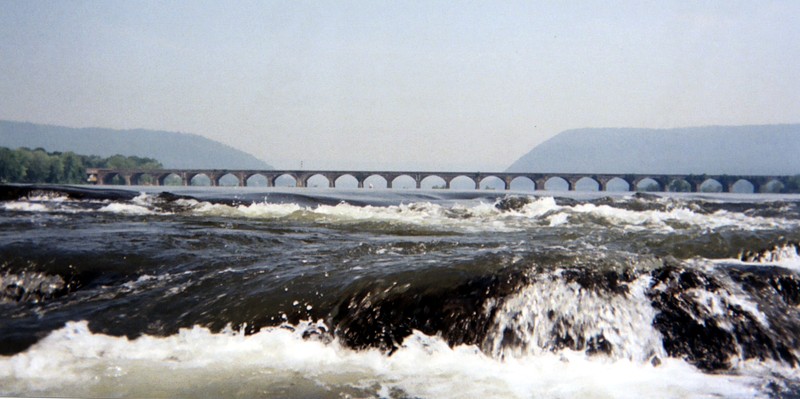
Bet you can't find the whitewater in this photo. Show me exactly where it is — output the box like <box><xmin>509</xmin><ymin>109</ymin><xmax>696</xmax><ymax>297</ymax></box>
<box><xmin>0</xmin><ymin>184</ymin><xmax>798</xmax><ymax>398</ymax></box>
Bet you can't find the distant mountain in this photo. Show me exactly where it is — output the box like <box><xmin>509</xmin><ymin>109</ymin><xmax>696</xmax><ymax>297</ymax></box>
<box><xmin>506</xmin><ymin>125</ymin><xmax>800</xmax><ymax>175</ymax></box>
<box><xmin>0</xmin><ymin>120</ymin><xmax>272</xmax><ymax>169</ymax></box>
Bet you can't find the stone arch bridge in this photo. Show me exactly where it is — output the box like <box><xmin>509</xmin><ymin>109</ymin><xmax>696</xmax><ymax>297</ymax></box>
<box><xmin>85</xmin><ymin>168</ymin><xmax>794</xmax><ymax>193</ymax></box>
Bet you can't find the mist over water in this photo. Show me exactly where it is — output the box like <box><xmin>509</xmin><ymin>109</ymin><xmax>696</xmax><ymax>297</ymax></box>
<box><xmin>1</xmin><ymin>184</ymin><xmax>799</xmax><ymax>398</ymax></box>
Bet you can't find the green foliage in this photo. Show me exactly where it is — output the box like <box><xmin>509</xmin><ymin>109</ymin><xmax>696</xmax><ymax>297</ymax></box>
<box><xmin>0</xmin><ymin>147</ymin><xmax>162</xmax><ymax>184</ymax></box>
<box><xmin>668</xmin><ymin>179</ymin><xmax>692</xmax><ymax>192</ymax></box>
<box><xmin>782</xmin><ymin>175</ymin><xmax>800</xmax><ymax>193</ymax></box>
<box><xmin>637</xmin><ymin>182</ymin><xmax>661</xmax><ymax>192</ymax></box>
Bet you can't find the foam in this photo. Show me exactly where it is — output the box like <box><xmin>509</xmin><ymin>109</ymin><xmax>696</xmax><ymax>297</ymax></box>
<box><xmin>708</xmin><ymin>244</ymin><xmax>800</xmax><ymax>274</ymax></box>
<box><xmin>0</xmin><ymin>321</ymin><xmax>766</xmax><ymax>398</ymax></box>
<box><xmin>686</xmin><ymin>287</ymin><xmax>770</xmax><ymax>329</ymax></box>
<box><xmin>21</xmin><ymin>193</ymin><xmax>71</xmax><ymax>202</ymax></box>
<box><xmin>176</xmin><ymin>198</ymin><xmax>303</xmax><ymax>219</ymax></box>
<box><xmin>183</xmin><ymin>199</ymin><xmax>521</xmax><ymax>232</ymax></box>
<box><xmin>485</xmin><ymin>273</ymin><xmax>666</xmax><ymax>363</ymax></box>
<box><xmin>97</xmin><ymin>203</ymin><xmax>155</xmax><ymax>215</ymax></box>
<box><xmin>3</xmin><ymin>193</ymin><xmax>795</xmax><ymax>234</ymax></box>
<box><xmin>564</xmin><ymin>203</ymin><xmax>792</xmax><ymax>232</ymax></box>
<box><xmin>1</xmin><ymin>196</ymin><xmax>102</xmax><ymax>214</ymax></box>
<box><xmin>741</xmin><ymin>244</ymin><xmax>800</xmax><ymax>272</ymax></box>
<box><xmin>1</xmin><ymin>201</ymin><xmax>51</xmax><ymax>212</ymax></box>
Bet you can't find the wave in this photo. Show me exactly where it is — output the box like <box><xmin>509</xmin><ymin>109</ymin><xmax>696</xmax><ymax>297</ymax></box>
<box><xmin>2</xmin><ymin>185</ymin><xmax>798</xmax><ymax>234</ymax></box>
<box><xmin>173</xmin><ymin>195</ymin><xmax>799</xmax><ymax>233</ymax></box>
<box><xmin>5</xmin><ymin>193</ymin><xmax>785</xmax><ymax>235</ymax></box>
<box><xmin>740</xmin><ymin>242</ymin><xmax>800</xmax><ymax>271</ymax></box>
<box><xmin>0</xmin><ymin>320</ymin><xmax>770</xmax><ymax>399</ymax></box>
<box><xmin>484</xmin><ymin>273</ymin><xmax>665</xmax><ymax>363</ymax></box>
<box><xmin>324</xmin><ymin>260</ymin><xmax>800</xmax><ymax>371</ymax></box>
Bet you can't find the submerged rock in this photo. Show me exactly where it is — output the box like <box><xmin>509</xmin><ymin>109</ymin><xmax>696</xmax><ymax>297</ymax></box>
<box><xmin>494</xmin><ymin>196</ymin><xmax>532</xmax><ymax>212</ymax></box>
<box><xmin>648</xmin><ymin>264</ymin><xmax>800</xmax><ymax>371</ymax></box>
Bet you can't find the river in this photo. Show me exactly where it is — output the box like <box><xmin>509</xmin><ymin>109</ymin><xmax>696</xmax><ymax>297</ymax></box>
<box><xmin>1</xmin><ymin>184</ymin><xmax>798</xmax><ymax>398</ymax></box>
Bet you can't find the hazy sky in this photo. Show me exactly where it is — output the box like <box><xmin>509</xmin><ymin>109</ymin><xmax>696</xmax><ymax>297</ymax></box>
<box><xmin>1</xmin><ymin>1</ymin><xmax>798</xmax><ymax>170</ymax></box>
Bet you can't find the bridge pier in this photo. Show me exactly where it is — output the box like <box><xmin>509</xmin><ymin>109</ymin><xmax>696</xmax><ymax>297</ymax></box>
<box><xmin>653</xmin><ymin>178</ymin><xmax>668</xmax><ymax>192</ymax></box>
<box><xmin>325</xmin><ymin>173</ymin><xmax>336</xmax><ymax>188</ymax></box>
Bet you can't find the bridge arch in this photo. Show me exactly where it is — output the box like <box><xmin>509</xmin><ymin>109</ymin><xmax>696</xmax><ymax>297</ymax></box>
<box><xmin>363</xmin><ymin>174</ymin><xmax>387</xmax><ymax>189</ymax></box>
<box><xmin>420</xmin><ymin>175</ymin><xmax>447</xmax><ymax>189</ymax></box>
<box><xmin>699</xmin><ymin>178</ymin><xmax>723</xmax><ymax>193</ymax></box>
<box><xmin>575</xmin><ymin>176</ymin><xmax>600</xmax><ymax>191</ymax></box>
<box><xmin>216</xmin><ymin>173</ymin><xmax>242</xmax><ymax>187</ymax></box>
<box><xmin>188</xmin><ymin>173</ymin><xmax>212</xmax><ymax>186</ymax></box>
<box><xmin>604</xmin><ymin>177</ymin><xmax>631</xmax><ymax>192</ymax></box>
<box><xmin>272</xmin><ymin>173</ymin><xmax>298</xmax><ymax>187</ymax></box>
<box><xmin>666</xmin><ymin>178</ymin><xmax>692</xmax><ymax>192</ymax></box>
<box><xmin>543</xmin><ymin>176</ymin><xmax>570</xmax><ymax>191</ymax></box>
<box><xmin>102</xmin><ymin>172</ymin><xmax>127</xmax><ymax>185</ymax></box>
<box><xmin>245</xmin><ymin>173</ymin><xmax>268</xmax><ymax>187</ymax></box>
<box><xmin>761</xmin><ymin>179</ymin><xmax>784</xmax><ymax>193</ymax></box>
<box><xmin>731</xmin><ymin>179</ymin><xmax>757</xmax><ymax>194</ymax></box>
<box><xmin>391</xmin><ymin>175</ymin><xmax>417</xmax><ymax>189</ymax></box>
<box><xmin>157</xmin><ymin>173</ymin><xmax>183</xmax><ymax>186</ymax></box>
<box><xmin>634</xmin><ymin>177</ymin><xmax>661</xmax><ymax>192</ymax></box>
<box><xmin>509</xmin><ymin>176</ymin><xmax>535</xmax><ymax>191</ymax></box>
<box><xmin>479</xmin><ymin>176</ymin><xmax>506</xmax><ymax>190</ymax></box>
<box><xmin>305</xmin><ymin>174</ymin><xmax>331</xmax><ymax>188</ymax></box>
<box><xmin>334</xmin><ymin>174</ymin><xmax>359</xmax><ymax>189</ymax></box>
<box><xmin>131</xmin><ymin>172</ymin><xmax>156</xmax><ymax>186</ymax></box>
<box><xmin>448</xmin><ymin>175</ymin><xmax>477</xmax><ymax>190</ymax></box>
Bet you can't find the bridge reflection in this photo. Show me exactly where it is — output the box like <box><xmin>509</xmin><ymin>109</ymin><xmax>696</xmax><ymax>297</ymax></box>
<box><xmin>85</xmin><ymin>168</ymin><xmax>793</xmax><ymax>193</ymax></box>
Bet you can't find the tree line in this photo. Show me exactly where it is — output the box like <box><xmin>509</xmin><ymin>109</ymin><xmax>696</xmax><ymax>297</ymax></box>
<box><xmin>0</xmin><ymin>147</ymin><xmax>162</xmax><ymax>184</ymax></box>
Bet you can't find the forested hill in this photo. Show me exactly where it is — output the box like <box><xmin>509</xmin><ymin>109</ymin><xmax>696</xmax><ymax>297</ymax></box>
<box><xmin>0</xmin><ymin>121</ymin><xmax>272</xmax><ymax>169</ymax></box>
<box><xmin>506</xmin><ymin>125</ymin><xmax>800</xmax><ymax>175</ymax></box>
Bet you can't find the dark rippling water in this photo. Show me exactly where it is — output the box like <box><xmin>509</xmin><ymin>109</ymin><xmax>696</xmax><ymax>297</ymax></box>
<box><xmin>1</xmin><ymin>183</ymin><xmax>799</xmax><ymax>398</ymax></box>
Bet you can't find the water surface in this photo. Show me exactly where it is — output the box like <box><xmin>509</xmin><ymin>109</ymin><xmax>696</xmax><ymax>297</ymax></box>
<box><xmin>1</xmin><ymin>184</ymin><xmax>799</xmax><ymax>398</ymax></box>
